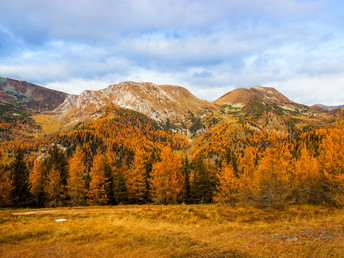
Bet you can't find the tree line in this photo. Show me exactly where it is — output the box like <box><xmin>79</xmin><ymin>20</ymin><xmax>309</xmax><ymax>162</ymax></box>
<box><xmin>1</xmin><ymin>122</ymin><xmax>344</xmax><ymax>208</ymax></box>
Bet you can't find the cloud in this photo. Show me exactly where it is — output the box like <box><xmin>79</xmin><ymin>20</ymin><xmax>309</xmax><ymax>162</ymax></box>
<box><xmin>0</xmin><ymin>0</ymin><xmax>343</xmax><ymax>105</ymax></box>
<box><xmin>265</xmin><ymin>73</ymin><xmax>344</xmax><ymax>106</ymax></box>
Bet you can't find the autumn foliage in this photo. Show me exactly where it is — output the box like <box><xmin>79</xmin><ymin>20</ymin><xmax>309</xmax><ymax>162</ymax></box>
<box><xmin>1</xmin><ymin>106</ymin><xmax>344</xmax><ymax>208</ymax></box>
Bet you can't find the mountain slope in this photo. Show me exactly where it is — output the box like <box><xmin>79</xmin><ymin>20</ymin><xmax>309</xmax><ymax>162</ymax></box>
<box><xmin>0</xmin><ymin>77</ymin><xmax>69</xmax><ymax>111</ymax></box>
<box><xmin>54</xmin><ymin>81</ymin><xmax>216</xmax><ymax>135</ymax></box>
<box><xmin>312</xmin><ymin>104</ymin><xmax>344</xmax><ymax>111</ymax></box>
<box><xmin>215</xmin><ymin>85</ymin><xmax>292</xmax><ymax>106</ymax></box>
<box><xmin>216</xmin><ymin>85</ymin><xmax>333</xmax><ymax>135</ymax></box>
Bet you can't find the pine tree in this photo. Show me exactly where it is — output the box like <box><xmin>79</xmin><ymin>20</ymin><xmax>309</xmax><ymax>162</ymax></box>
<box><xmin>46</xmin><ymin>145</ymin><xmax>68</xmax><ymax>205</ymax></box>
<box><xmin>190</xmin><ymin>154</ymin><xmax>212</xmax><ymax>204</ymax></box>
<box><xmin>10</xmin><ymin>147</ymin><xmax>32</xmax><ymax>207</ymax></box>
<box><xmin>114</xmin><ymin>169</ymin><xmax>128</xmax><ymax>204</ymax></box>
<box><xmin>47</xmin><ymin>145</ymin><xmax>68</xmax><ymax>186</ymax></box>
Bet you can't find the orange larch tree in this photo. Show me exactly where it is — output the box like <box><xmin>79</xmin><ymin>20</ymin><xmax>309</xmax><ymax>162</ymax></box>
<box><xmin>68</xmin><ymin>146</ymin><xmax>86</xmax><ymax>206</ymax></box>
<box><xmin>253</xmin><ymin>146</ymin><xmax>291</xmax><ymax>207</ymax></box>
<box><xmin>150</xmin><ymin>146</ymin><xmax>183</xmax><ymax>204</ymax></box>
<box><xmin>318</xmin><ymin>128</ymin><xmax>344</xmax><ymax>206</ymax></box>
<box><xmin>87</xmin><ymin>149</ymin><xmax>108</xmax><ymax>205</ymax></box>
<box><xmin>44</xmin><ymin>168</ymin><xmax>64</xmax><ymax>207</ymax></box>
<box><xmin>126</xmin><ymin>148</ymin><xmax>147</xmax><ymax>204</ymax></box>
<box><xmin>214</xmin><ymin>163</ymin><xmax>239</xmax><ymax>204</ymax></box>
<box><xmin>30</xmin><ymin>159</ymin><xmax>46</xmax><ymax>207</ymax></box>
<box><xmin>0</xmin><ymin>166</ymin><xmax>12</xmax><ymax>208</ymax></box>
<box><xmin>293</xmin><ymin>145</ymin><xmax>321</xmax><ymax>204</ymax></box>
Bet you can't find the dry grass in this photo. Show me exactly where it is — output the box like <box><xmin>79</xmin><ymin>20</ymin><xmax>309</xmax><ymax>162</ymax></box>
<box><xmin>0</xmin><ymin>205</ymin><xmax>343</xmax><ymax>257</ymax></box>
<box><xmin>32</xmin><ymin>114</ymin><xmax>62</xmax><ymax>137</ymax></box>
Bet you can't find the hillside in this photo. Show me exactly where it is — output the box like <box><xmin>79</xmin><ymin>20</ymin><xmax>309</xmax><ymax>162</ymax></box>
<box><xmin>0</xmin><ymin>76</ymin><xmax>343</xmax><ymax>163</ymax></box>
<box><xmin>0</xmin><ymin>77</ymin><xmax>69</xmax><ymax>111</ymax></box>
<box><xmin>53</xmin><ymin>81</ymin><xmax>216</xmax><ymax>137</ymax></box>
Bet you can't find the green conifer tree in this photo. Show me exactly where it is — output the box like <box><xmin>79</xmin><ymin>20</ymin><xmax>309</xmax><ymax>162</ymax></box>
<box><xmin>10</xmin><ymin>147</ymin><xmax>32</xmax><ymax>207</ymax></box>
<box><xmin>114</xmin><ymin>169</ymin><xmax>128</xmax><ymax>204</ymax></box>
<box><xmin>190</xmin><ymin>154</ymin><xmax>212</xmax><ymax>204</ymax></box>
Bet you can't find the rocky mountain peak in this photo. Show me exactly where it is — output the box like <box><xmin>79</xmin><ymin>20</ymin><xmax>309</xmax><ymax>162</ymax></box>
<box><xmin>54</xmin><ymin>81</ymin><xmax>214</xmax><ymax>130</ymax></box>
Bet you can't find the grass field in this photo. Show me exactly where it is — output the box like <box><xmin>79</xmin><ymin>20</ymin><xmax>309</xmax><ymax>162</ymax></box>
<box><xmin>1</xmin><ymin>204</ymin><xmax>343</xmax><ymax>257</ymax></box>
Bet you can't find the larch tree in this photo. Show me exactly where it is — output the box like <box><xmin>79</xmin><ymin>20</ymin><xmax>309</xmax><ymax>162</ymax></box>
<box><xmin>87</xmin><ymin>149</ymin><xmax>107</xmax><ymax>205</ymax></box>
<box><xmin>126</xmin><ymin>149</ymin><xmax>146</xmax><ymax>204</ymax></box>
<box><xmin>214</xmin><ymin>163</ymin><xmax>239</xmax><ymax>204</ymax></box>
<box><xmin>253</xmin><ymin>146</ymin><xmax>291</xmax><ymax>207</ymax></box>
<box><xmin>44</xmin><ymin>168</ymin><xmax>63</xmax><ymax>207</ymax></box>
<box><xmin>103</xmin><ymin>153</ymin><xmax>115</xmax><ymax>204</ymax></box>
<box><xmin>318</xmin><ymin>129</ymin><xmax>344</xmax><ymax>206</ymax></box>
<box><xmin>293</xmin><ymin>145</ymin><xmax>321</xmax><ymax>204</ymax></box>
<box><xmin>30</xmin><ymin>159</ymin><xmax>46</xmax><ymax>207</ymax></box>
<box><xmin>68</xmin><ymin>146</ymin><xmax>86</xmax><ymax>206</ymax></box>
<box><xmin>46</xmin><ymin>145</ymin><xmax>68</xmax><ymax>205</ymax></box>
<box><xmin>0</xmin><ymin>166</ymin><xmax>12</xmax><ymax>208</ymax></box>
<box><xmin>144</xmin><ymin>151</ymin><xmax>158</xmax><ymax>203</ymax></box>
<box><xmin>181</xmin><ymin>156</ymin><xmax>191</xmax><ymax>204</ymax></box>
<box><xmin>47</xmin><ymin>145</ymin><xmax>68</xmax><ymax>187</ymax></box>
<box><xmin>238</xmin><ymin>147</ymin><xmax>256</xmax><ymax>203</ymax></box>
<box><xmin>150</xmin><ymin>146</ymin><xmax>183</xmax><ymax>204</ymax></box>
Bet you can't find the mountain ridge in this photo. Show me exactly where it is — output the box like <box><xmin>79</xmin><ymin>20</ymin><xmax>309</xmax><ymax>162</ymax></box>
<box><xmin>1</xmin><ymin>76</ymin><xmax>342</xmax><ymax>140</ymax></box>
<box><xmin>0</xmin><ymin>76</ymin><xmax>69</xmax><ymax>111</ymax></box>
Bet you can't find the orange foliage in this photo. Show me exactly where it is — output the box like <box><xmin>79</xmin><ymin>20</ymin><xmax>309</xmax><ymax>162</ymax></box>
<box><xmin>150</xmin><ymin>147</ymin><xmax>183</xmax><ymax>204</ymax></box>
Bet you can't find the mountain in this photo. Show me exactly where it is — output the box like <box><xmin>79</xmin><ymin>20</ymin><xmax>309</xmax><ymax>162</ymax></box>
<box><xmin>0</xmin><ymin>76</ymin><xmax>339</xmax><ymax>144</ymax></box>
<box><xmin>215</xmin><ymin>85</ymin><xmax>291</xmax><ymax>107</ymax></box>
<box><xmin>329</xmin><ymin>107</ymin><xmax>344</xmax><ymax>118</ymax></box>
<box><xmin>1</xmin><ymin>75</ymin><xmax>344</xmax><ymax>171</ymax></box>
<box><xmin>215</xmin><ymin>85</ymin><xmax>326</xmax><ymax>135</ymax></box>
<box><xmin>54</xmin><ymin>81</ymin><xmax>216</xmax><ymax>136</ymax></box>
<box><xmin>312</xmin><ymin>104</ymin><xmax>344</xmax><ymax>111</ymax></box>
<box><xmin>0</xmin><ymin>76</ymin><xmax>69</xmax><ymax>111</ymax></box>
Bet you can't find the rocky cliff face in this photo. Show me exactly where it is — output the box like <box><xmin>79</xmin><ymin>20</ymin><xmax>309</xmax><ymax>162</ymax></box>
<box><xmin>54</xmin><ymin>81</ymin><xmax>215</xmax><ymax>130</ymax></box>
<box><xmin>0</xmin><ymin>77</ymin><xmax>69</xmax><ymax>111</ymax></box>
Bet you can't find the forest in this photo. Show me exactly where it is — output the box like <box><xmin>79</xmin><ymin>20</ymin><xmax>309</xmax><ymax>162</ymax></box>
<box><xmin>1</xmin><ymin>106</ymin><xmax>344</xmax><ymax>209</ymax></box>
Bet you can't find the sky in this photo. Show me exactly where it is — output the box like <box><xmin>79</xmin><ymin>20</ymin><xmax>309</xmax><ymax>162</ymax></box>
<box><xmin>0</xmin><ymin>0</ymin><xmax>344</xmax><ymax>105</ymax></box>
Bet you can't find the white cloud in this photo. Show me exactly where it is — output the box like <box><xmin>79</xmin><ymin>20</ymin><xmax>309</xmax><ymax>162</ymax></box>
<box><xmin>265</xmin><ymin>73</ymin><xmax>344</xmax><ymax>106</ymax></box>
